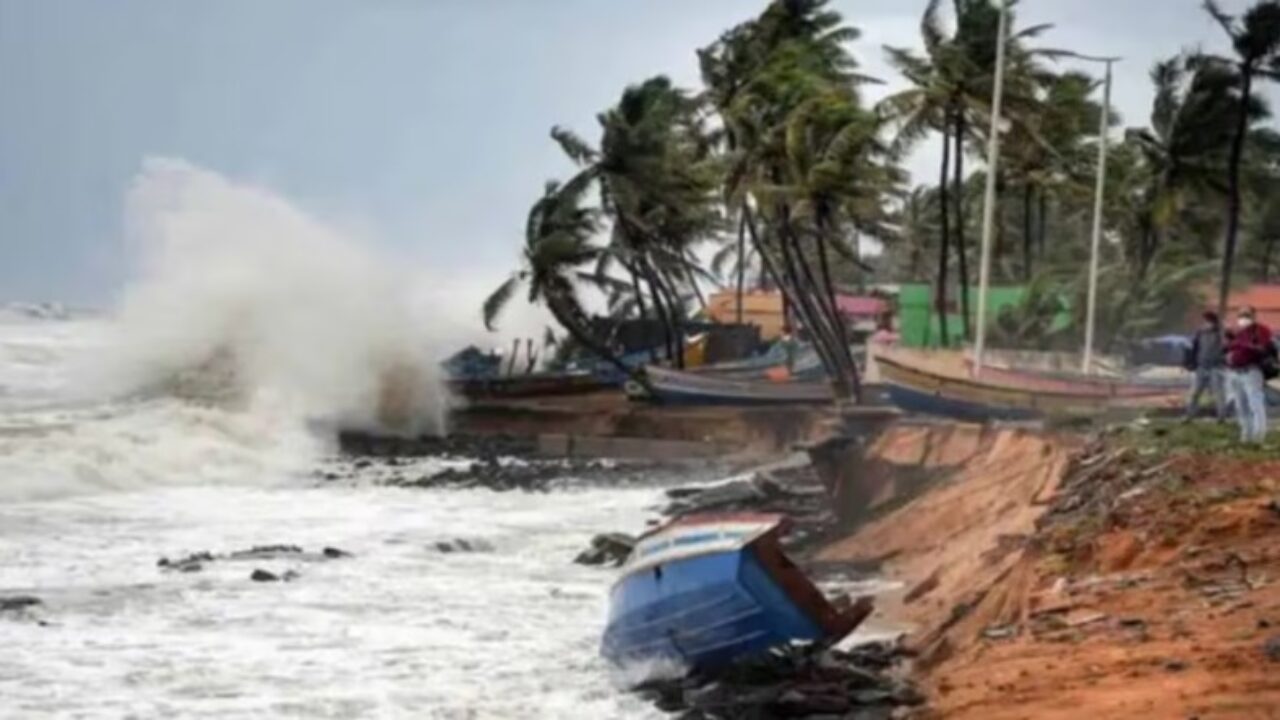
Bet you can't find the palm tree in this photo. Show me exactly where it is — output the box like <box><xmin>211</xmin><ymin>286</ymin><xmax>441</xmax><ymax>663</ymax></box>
<box><xmin>1122</xmin><ymin>54</ymin><xmax>1254</xmax><ymax>280</ymax></box>
<box><xmin>552</xmin><ymin>76</ymin><xmax>721</xmax><ymax>368</ymax></box>
<box><xmin>482</xmin><ymin>176</ymin><xmax>641</xmax><ymax>386</ymax></box>
<box><xmin>698</xmin><ymin>0</ymin><xmax>878</xmax><ymax>401</ymax></box>
<box><xmin>1201</xmin><ymin>0</ymin><xmax>1280</xmax><ymax>317</ymax></box>
<box><xmin>883</xmin><ymin>0</ymin><xmax>1051</xmax><ymax>344</ymax></box>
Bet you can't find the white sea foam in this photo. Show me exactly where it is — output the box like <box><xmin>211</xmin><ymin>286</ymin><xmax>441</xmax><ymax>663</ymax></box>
<box><xmin>0</xmin><ymin>160</ymin><xmax>672</xmax><ymax>717</ymax></box>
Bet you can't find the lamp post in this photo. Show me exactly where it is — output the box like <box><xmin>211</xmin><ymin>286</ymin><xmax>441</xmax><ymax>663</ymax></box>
<box><xmin>971</xmin><ymin>0</ymin><xmax>1010</xmax><ymax>376</ymax></box>
<box><xmin>1075</xmin><ymin>54</ymin><xmax>1121</xmax><ymax>374</ymax></box>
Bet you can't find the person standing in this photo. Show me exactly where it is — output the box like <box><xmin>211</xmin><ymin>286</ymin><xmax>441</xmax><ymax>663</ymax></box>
<box><xmin>1224</xmin><ymin>306</ymin><xmax>1273</xmax><ymax>443</ymax></box>
<box><xmin>1184</xmin><ymin>311</ymin><xmax>1227</xmax><ymax>421</ymax></box>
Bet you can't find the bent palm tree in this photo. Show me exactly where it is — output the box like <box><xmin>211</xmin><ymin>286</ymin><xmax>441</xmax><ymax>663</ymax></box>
<box><xmin>482</xmin><ymin>176</ymin><xmax>641</xmax><ymax>386</ymax></box>
<box><xmin>1202</xmin><ymin>0</ymin><xmax>1280</xmax><ymax>316</ymax></box>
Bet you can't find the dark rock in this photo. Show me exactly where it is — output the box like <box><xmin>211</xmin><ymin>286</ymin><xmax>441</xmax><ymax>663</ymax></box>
<box><xmin>353</xmin><ymin>459</ymin><xmax>373</xmax><ymax>470</ymax></box>
<box><xmin>1164</xmin><ymin>659</ymin><xmax>1190</xmax><ymax>672</ymax></box>
<box><xmin>250</xmin><ymin>569</ymin><xmax>280</xmax><ymax>582</ymax></box>
<box><xmin>158</xmin><ymin>551</ymin><xmax>214</xmax><ymax>572</ymax></box>
<box><xmin>434</xmin><ymin>538</ymin><xmax>494</xmax><ymax>554</ymax></box>
<box><xmin>574</xmin><ymin>533</ymin><xmax>636</xmax><ymax>567</ymax></box>
<box><xmin>322</xmin><ymin>547</ymin><xmax>352</xmax><ymax>559</ymax></box>
<box><xmin>0</xmin><ymin>596</ymin><xmax>42</xmax><ymax>612</ymax></box>
<box><xmin>230</xmin><ymin>545</ymin><xmax>303</xmax><ymax>560</ymax></box>
<box><xmin>1264</xmin><ymin>635</ymin><xmax>1280</xmax><ymax>663</ymax></box>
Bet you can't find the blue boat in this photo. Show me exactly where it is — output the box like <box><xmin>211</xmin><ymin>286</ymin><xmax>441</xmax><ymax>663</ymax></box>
<box><xmin>601</xmin><ymin>514</ymin><xmax>871</xmax><ymax>671</ymax></box>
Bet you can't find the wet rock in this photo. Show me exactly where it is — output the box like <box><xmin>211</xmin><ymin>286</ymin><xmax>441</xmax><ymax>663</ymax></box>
<box><xmin>574</xmin><ymin>533</ymin><xmax>636</xmax><ymax>567</ymax></box>
<box><xmin>322</xmin><ymin>546</ymin><xmax>353</xmax><ymax>559</ymax></box>
<box><xmin>631</xmin><ymin>642</ymin><xmax>922</xmax><ymax>718</ymax></box>
<box><xmin>250</xmin><ymin>569</ymin><xmax>280</xmax><ymax>582</ymax></box>
<box><xmin>1264</xmin><ymin>635</ymin><xmax>1280</xmax><ymax>663</ymax></box>
<box><xmin>0</xmin><ymin>596</ymin><xmax>42</xmax><ymax>612</ymax></box>
<box><xmin>157</xmin><ymin>551</ymin><xmax>214</xmax><ymax>573</ymax></box>
<box><xmin>433</xmin><ymin>538</ymin><xmax>494</xmax><ymax>554</ymax></box>
<box><xmin>229</xmin><ymin>544</ymin><xmax>303</xmax><ymax>560</ymax></box>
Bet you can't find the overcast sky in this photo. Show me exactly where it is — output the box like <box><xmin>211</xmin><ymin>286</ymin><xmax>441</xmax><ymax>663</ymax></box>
<box><xmin>0</xmin><ymin>0</ymin><xmax>1274</xmax><ymax>306</ymax></box>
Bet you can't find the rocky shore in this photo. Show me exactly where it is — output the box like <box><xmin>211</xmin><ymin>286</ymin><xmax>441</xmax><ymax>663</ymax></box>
<box><xmin>324</xmin><ymin>431</ymin><xmax>726</xmax><ymax>493</ymax></box>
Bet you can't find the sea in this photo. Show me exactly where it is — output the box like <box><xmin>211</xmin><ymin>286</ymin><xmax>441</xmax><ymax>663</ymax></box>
<box><xmin>0</xmin><ymin>160</ymin><xmax>683</xmax><ymax>719</ymax></box>
<box><xmin>0</xmin><ymin>303</ymin><xmax>677</xmax><ymax>720</ymax></box>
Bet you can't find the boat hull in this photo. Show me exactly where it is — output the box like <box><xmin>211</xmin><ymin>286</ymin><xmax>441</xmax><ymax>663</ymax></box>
<box><xmin>446</xmin><ymin>372</ymin><xmax>607</xmax><ymax>400</ymax></box>
<box><xmin>642</xmin><ymin>366</ymin><xmax>833</xmax><ymax>406</ymax></box>
<box><xmin>601</xmin><ymin>514</ymin><xmax>863</xmax><ymax>671</ymax></box>
<box><xmin>878</xmin><ymin>354</ymin><xmax>1181</xmax><ymax>421</ymax></box>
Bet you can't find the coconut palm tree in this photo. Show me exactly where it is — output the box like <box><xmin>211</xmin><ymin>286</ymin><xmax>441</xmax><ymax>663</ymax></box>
<box><xmin>1122</xmin><ymin>54</ymin><xmax>1257</xmax><ymax>280</ymax></box>
<box><xmin>482</xmin><ymin>175</ymin><xmax>641</xmax><ymax>385</ymax></box>
<box><xmin>1201</xmin><ymin>0</ymin><xmax>1280</xmax><ymax>316</ymax></box>
<box><xmin>551</xmin><ymin>76</ymin><xmax>721</xmax><ymax>367</ymax></box>
<box><xmin>697</xmin><ymin>0</ymin><xmax>879</xmax><ymax>401</ymax></box>
<box><xmin>882</xmin><ymin>0</ymin><xmax>1053</xmax><ymax>343</ymax></box>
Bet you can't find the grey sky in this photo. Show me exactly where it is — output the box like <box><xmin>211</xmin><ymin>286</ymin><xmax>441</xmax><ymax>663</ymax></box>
<box><xmin>0</xmin><ymin>0</ymin><xmax>1271</xmax><ymax>306</ymax></box>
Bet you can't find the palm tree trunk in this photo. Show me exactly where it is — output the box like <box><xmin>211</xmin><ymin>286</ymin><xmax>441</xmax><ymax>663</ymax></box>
<box><xmin>1264</xmin><ymin>235</ymin><xmax>1276</xmax><ymax>283</ymax></box>
<box><xmin>629</xmin><ymin>267</ymin><xmax>656</xmax><ymax>363</ymax></box>
<box><xmin>546</xmin><ymin>296</ymin><xmax>650</xmax><ymax>393</ymax></box>
<box><xmin>815</xmin><ymin>219</ymin><xmax>862</xmax><ymax>401</ymax></box>
<box><xmin>936</xmin><ymin>120</ymin><xmax>953</xmax><ymax>347</ymax></box>
<box><xmin>1217</xmin><ymin>68</ymin><xmax>1253</xmax><ymax>319</ymax></box>
<box><xmin>641</xmin><ymin>267</ymin><xmax>676</xmax><ymax>366</ymax></box>
<box><xmin>1037</xmin><ymin>190</ymin><xmax>1048</xmax><ymax>262</ymax></box>
<box><xmin>736</xmin><ymin>212</ymin><xmax>748</xmax><ymax>324</ymax></box>
<box><xmin>782</xmin><ymin>219</ymin><xmax>854</xmax><ymax>399</ymax></box>
<box><xmin>953</xmin><ymin>111</ymin><xmax>972</xmax><ymax>342</ymax></box>
<box><xmin>1022</xmin><ymin>182</ymin><xmax>1034</xmax><ymax>281</ymax></box>
<box><xmin>744</xmin><ymin>205</ymin><xmax>846</xmax><ymax>397</ymax></box>
<box><xmin>773</xmin><ymin>211</ymin><xmax>851</xmax><ymax>399</ymax></box>
<box><xmin>656</xmin><ymin>267</ymin><xmax>687</xmax><ymax>369</ymax></box>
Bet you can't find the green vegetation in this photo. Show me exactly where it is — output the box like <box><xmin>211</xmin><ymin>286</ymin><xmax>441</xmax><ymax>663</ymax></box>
<box><xmin>485</xmin><ymin>0</ymin><xmax>1280</xmax><ymax>394</ymax></box>
<box><xmin>1117</xmin><ymin>418</ymin><xmax>1280</xmax><ymax>460</ymax></box>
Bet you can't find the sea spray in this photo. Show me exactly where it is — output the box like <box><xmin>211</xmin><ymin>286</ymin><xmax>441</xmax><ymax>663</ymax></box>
<box><xmin>95</xmin><ymin>157</ymin><xmax>449</xmax><ymax>435</ymax></box>
<box><xmin>0</xmin><ymin>158</ymin><xmax>459</xmax><ymax>501</ymax></box>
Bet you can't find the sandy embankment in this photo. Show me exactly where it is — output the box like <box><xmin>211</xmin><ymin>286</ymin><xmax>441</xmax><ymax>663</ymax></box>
<box><xmin>818</xmin><ymin>423</ymin><xmax>1280</xmax><ymax>719</ymax></box>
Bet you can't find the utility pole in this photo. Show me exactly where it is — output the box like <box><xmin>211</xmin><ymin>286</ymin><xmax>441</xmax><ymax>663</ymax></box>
<box><xmin>971</xmin><ymin>0</ymin><xmax>1009</xmax><ymax>376</ymax></box>
<box><xmin>1079</xmin><ymin>55</ymin><xmax>1120</xmax><ymax>374</ymax></box>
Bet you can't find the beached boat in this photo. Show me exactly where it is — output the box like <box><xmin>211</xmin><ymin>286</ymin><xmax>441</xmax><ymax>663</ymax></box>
<box><xmin>878</xmin><ymin>354</ymin><xmax>1182</xmax><ymax>422</ymax></box>
<box><xmin>639</xmin><ymin>366</ymin><xmax>834</xmax><ymax>405</ymax></box>
<box><xmin>601</xmin><ymin>513</ymin><xmax>870</xmax><ymax>671</ymax></box>
<box><xmin>964</xmin><ymin>360</ymin><xmax>1185</xmax><ymax>398</ymax></box>
<box><xmin>446</xmin><ymin>371</ymin><xmax>608</xmax><ymax>400</ymax></box>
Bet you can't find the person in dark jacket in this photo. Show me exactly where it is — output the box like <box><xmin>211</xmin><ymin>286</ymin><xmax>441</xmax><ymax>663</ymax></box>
<box><xmin>1224</xmin><ymin>306</ymin><xmax>1273</xmax><ymax>443</ymax></box>
<box><xmin>1184</xmin><ymin>311</ymin><xmax>1226</xmax><ymax>421</ymax></box>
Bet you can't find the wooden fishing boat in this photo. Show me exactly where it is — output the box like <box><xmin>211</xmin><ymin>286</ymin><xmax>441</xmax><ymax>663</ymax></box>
<box><xmin>446</xmin><ymin>371</ymin><xmax>608</xmax><ymax>400</ymax></box>
<box><xmin>965</xmin><ymin>360</ymin><xmax>1184</xmax><ymax>398</ymax></box>
<box><xmin>601</xmin><ymin>513</ymin><xmax>871</xmax><ymax>671</ymax></box>
<box><xmin>639</xmin><ymin>366</ymin><xmax>834</xmax><ymax>405</ymax></box>
<box><xmin>878</xmin><ymin>354</ymin><xmax>1181</xmax><ymax>422</ymax></box>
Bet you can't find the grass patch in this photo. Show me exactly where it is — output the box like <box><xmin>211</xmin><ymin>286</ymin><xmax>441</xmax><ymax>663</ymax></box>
<box><xmin>1114</xmin><ymin>419</ymin><xmax>1280</xmax><ymax>460</ymax></box>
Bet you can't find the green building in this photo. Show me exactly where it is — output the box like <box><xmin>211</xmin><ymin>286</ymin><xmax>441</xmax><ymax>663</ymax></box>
<box><xmin>895</xmin><ymin>283</ymin><xmax>1071</xmax><ymax>348</ymax></box>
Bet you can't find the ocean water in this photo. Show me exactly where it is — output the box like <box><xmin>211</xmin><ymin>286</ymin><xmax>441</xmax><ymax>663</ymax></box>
<box><xmin>0</xmin><ymin>309</ymin><xmax>667</xmax><ymax>719</ymax></box>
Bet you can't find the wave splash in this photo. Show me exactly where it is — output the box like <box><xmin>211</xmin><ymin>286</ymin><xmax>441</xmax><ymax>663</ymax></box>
<box><xmin>0</xmin><ymin>158</ymin><xmax>454</xmax><ymax>501</ymax></box>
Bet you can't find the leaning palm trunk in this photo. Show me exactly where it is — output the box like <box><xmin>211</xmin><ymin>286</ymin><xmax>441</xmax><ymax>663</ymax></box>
<box><xmin>546</xmin><ymin>295</ymin><xmax>651</xmax><ymax>393</ymax></box>
<box><xmin>953</xmin><ymin>111</ymin><xmax>972</xmax><ymax>341</ymax></box>
<box><xmin>743</xmin><ymin>206</ymin><xmax>852</xmax><ymax>400</ymax></box>
<box><xmin>777</xmin><ymin>211</ymin><xmax>856</xmax><ymax>399</ymax></box>
<box><xmin>936</xmin><ymin>122</ymin><xmax>953</xmax><ymax>346</ymax></box>
<box><xmin>1217</xmin><ymin>70</ymin><xmax>1253</xmax><ymax>319</ymax></box>
<box><xmin>735</xmin><ymin>213</ymin><xmax>748</xmax><ymax>324</ymax></box>
<box><xmin>814</xmin><ymin>222</ymin><xmax>862</xmax><ymax>401</ymax></box>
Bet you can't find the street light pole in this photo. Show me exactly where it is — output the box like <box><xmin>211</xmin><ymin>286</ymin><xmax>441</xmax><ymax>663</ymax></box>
<box><xmin>1080</xmin><ymin>56</ymin><xmax>1119</xmax><ymax>374</ymax></box>
<box><xmin>972</xmin><ymin>0</ymin><xmax>1010</xmax><ymax>376</ymax></box>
